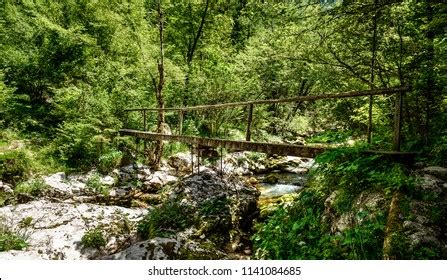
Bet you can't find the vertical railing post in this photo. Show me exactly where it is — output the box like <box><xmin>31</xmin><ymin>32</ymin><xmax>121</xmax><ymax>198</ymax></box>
<box><xmin>393</xmin><ymin>91</ymin><xmax>403</xmax><ymax>151</ymax></box>
<box><xmin>367</xmin><ymin>96</ymin><xmax>373</xmax><ymax>144</ymax></box>
<box><xmin>143</xmin><ymin>109</ymin><xmax>147</xmax><ymax>151</ymax></box>
<box><xmin>178</xmin><ymin>110</ymin><xmax>183</xmax><ymax>135</ymax></box>
<box><xmin>124</xmin><ymin>110</ymin><xmax>129</xmax><ymax>129</ymax></box>
<box><xmin>245</xmin><ymin>104</ymin><xmax>254</xmax><ymax>141</ymax></box>
<box><xmin>143</xmin><ymin>109</ymin><xmax>147</xmax><ymax>131</ymax></box>
<box><xmin>190</xmin><ymin>144</ymin><xmax>194</xmax><ymax>175</ymax></box>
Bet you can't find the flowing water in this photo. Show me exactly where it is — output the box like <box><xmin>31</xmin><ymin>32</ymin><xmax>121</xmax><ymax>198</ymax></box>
<box><xmin>256</xmin><ymin>172</ymin><xmax>308</xmax><ymax>199</ymax></box>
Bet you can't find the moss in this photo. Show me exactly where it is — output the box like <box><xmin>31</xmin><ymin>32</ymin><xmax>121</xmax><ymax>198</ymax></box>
<box><xmin>263</xmin><ymin>174</ymin><xmax>279</xmax><ymax>184</ymax></box>
<box><xmin>178</xmin><ymin>243</ymin><xmax>225</xmax><ymax>260</ymax></box>
<box><xmin>137</xmin><ymin>199</ymin><xmax>195</xmax><ymax>239</ymax></box>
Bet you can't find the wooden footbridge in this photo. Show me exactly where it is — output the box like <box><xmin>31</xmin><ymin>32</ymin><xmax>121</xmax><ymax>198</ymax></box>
<box><xmin>120</xmin><ymin>86</ymin><xmax>410</xmax><ymax>159</ymax></box>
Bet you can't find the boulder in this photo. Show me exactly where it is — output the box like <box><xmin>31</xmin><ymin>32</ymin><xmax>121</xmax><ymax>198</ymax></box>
<box><xmin>142</xmin><ymin>171</ymin><xmax>177</xmax><ymax>191</ymax></box>
<box><xmin>105</xmin><ymin>238</ymin><xmax>227</xmax><ymax>260</ymax></box>
<box><xmin>110</xmin><ymin>172</ymin><xmax>259</xmax><ymax>259</ymax></box>
<box><xmin>422</xmin><ymin>166</ymin><xmax>447</xmax><ymax>181</ymax></box>
<box><xmin>43</xmin><ymin>172</ymin><xmax>78</xmax><ymax>196</ymax></box>
<box><xmin>170</xmin><ymin>172</ymin><xmax>259</xmax><ymax>239</ymax></box>
<box><xmin>0</xmin><ymin>181</ymin><xmax>13</xmax><ymax>194</ymax></box>
<box><xmin>0</xmin><ymin>200</ymin><xmax>147</xmax><ymax>260</ymax></box>
<box><xmin>168</xmin><ymin>152</ymin><xmax>193</xmax><ymax>175</ymax></box>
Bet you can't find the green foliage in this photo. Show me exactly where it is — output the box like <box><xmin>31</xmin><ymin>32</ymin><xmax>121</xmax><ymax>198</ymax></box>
<box><xmin>98</xmin><ymin>150</ymin><xmax>122</xmax><ymax>174</ymax></box>
<box><xmin>86</xmin><ymin>173</ymin><xmax>109</xmax><ymax>196</ymax></box>
<box><xmin>1</xmin><ymin>0</ymin><xmax>445</xmax><ymax>172</ymax></box>
<box><xmin>423</xmin><ymin>135</ymin><xmax>447</xmax><ymax>166</ymax></box>
<box><xmin>19</xmin><ymin>217</ymin><xmax>33</xmax><ymax>228</ymax></box>
<box><xmin>0</xmin><ymin>216</ymin><xmax>28</xmax><ymax>252</ymax></box>
<box><xmin>137</xmin><ymin>199</ymin><xmax>194</xmax><ymax>239</ymax></box>
<box><xmin>253</xmin><ymin>189</ymin><xmax>387</xmax><ymax>259</ymax></box>
<box><xmin>0</xmin><ymin>149</ymin><xmax>30</xmax><ymax>184</ymax></box>
<box><xmin>199</xmin><ymin>197</ymin><xmax>230</xmax><ymax>216</ymax></box>
<box><xmin>53</xmin><ymin>122</ymin><xmax>104</xmax><ymax>169</ymax></box>
<box><xmin>162</xmin><ymin>142</ymin><xmax>189</xmax><ymax>158</ymax></box>
<box><xmin>312</xmin><ymin>147</ymin><xmax>415</xmax><ymax>195</ymax></box>
<box><xmin>0</xmin><ymin>192</ymin><xmax>13</xmax><ymax>207</ymax></box>
<box><xmin>81</xmin><ymin>228</ymin><xmax>107</xmax><ymax>249</ymax></box>
<box><xmin>253</xmin><ymin>147</ymin><xmax>416</xmax><ymax>260</ymax></box>
<box><xmin>14</xmin><ymin>178</ymin><xmax>48</xmax><ymax>196</ymax></box>
<box><xmin>307</xmin><ymin>130</ymin><xmax>353</xmax><ymax>144</ymax></box>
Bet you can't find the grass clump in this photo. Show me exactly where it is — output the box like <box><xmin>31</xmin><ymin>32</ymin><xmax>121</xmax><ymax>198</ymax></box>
<box><xmin>98</xmin><ymin>150</ymin><xmax>122</xmax><ymax>174</ymax></box>
<box><xmin>86</xmin><ymin>173</ymin><xmax>109</xmax><ymax>195</ymax></box>
<box><xmin>14</xmin><ymin>178</ymin><xmax>48</xmax><ymax>196</ymax></box>
<box><xmin>81</xmin><ymin>228</ymin><xmax>107</xmax><ymax>249</ymax></box>
<box><xmin>0</xmin><ymin>216</ymin><xmax>28</xmax><ymax>252</ymax></box>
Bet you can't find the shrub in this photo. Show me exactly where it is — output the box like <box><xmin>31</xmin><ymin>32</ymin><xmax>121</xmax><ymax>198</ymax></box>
<box><xmin>0</xmin><ymin>149</ymin><xmax>30</xmax><ymax>184</ymax></box>
<box><xmin>312</xmin><ymin>146</ymin><xmax>414</xmax><ymax>195</ymax></box>
<box><xmin>81</xmin><ymin>228</ymin><xmax>107</xmax><ymax>249</ymax></box>
<box><xmin>98</xmin><ymin>150</ymin><xmax>122</xmax><ymax>174</ymax></box>
<box><xmin>14</xmin><ymin>178</ymin><xmax>48</xmax><ymax>196</ymax></box>
<box><xmin>53</xmin><ymin>122</ymin><xmax>103</xmax><ymax>169</ymax></box>
<box><xmin>137</xmin><ymin>200</ymin><xmax>194</xmax><ymax>239</ymax></box>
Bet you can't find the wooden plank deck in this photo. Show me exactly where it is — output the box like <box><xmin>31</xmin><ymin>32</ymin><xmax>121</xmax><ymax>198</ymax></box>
<box><xmin>119</xmin><ymin>129</ymin><xmax>326</xmax><ymax>158</ymax></box>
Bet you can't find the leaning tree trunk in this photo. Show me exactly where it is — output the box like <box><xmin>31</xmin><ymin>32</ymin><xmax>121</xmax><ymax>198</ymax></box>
<box><xmin>382</xmin><ymin>192</ymin><xmax>403</xmax><ymax>259</ymax></box>
<box><xmin>152</xmin><ymin>0</ymin><xmax>165</xmax><ymax>170</ymax></box>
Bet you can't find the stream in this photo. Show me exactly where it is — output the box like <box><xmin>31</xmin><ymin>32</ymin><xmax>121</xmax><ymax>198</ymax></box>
<box><xmin>245</xmin><ymin>156</ymin><xmax>314</xmax><ymax>203</ymax></box>
<box><xmin>256</xmin><ymin>172</ymin><xmax>307</xmax><ymax>199</ymax></box>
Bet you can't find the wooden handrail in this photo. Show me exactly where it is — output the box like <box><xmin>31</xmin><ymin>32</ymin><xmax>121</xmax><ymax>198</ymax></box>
<box><xmin>124</xmin><ymin>86</ymin><xmax>409</xmax><ymax>112</ymax></box>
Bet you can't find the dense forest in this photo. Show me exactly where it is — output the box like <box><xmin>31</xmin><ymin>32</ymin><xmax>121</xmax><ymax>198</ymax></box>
<box><xmin>0</xmin><ymin>0</ymin><xmax>446</xmax><ymax>260</ymax></box>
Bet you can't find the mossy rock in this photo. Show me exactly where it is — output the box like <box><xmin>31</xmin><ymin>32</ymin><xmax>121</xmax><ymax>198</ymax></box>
<box><xmin>263</xmin><ymin>174</ymin><xmax>279</xmax><ymax>184</ymax></box>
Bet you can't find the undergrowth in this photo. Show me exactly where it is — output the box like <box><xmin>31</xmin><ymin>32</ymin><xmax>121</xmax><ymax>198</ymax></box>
<box><xmin>137</xmin><ymin>199</ymin><xmax>194</xmax><ymax>239</ymax></box>
<box><xmin>253</xmin><ymin>146</ymin><xmax>415</xmax><ymax>260</ymax></box>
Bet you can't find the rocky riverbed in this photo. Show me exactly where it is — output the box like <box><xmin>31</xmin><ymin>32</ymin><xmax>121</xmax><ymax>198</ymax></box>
<box><xmin>3</xmin><ymin>151</ymin><xmax>444</xmax><ymax>259</ymax></box>
<box><xmin>0</xmin><ymin>151</ymin><xmax>312</xmax><ymax>260</ymax></box>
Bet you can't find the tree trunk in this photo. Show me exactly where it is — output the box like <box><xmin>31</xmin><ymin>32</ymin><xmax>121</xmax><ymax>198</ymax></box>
<box><xmin>423</xmin><ymin>1</ymin><xmax>434</xmax><ymax>146</ymax></box>
<box><xmin>183</xmin><ymin>0</ymin><xmax>211</xmax><ymax>106</ymax></box>
<box><xmin>152</xmin><ymin>0</ymin><xmax>165</xmax><ymax>170</ymax></box>
<box><xmin>383</xmin><ymin>192</ymin><xmax>403</xmax><ymax>260</ymax></box>
<box><xmin>367</xmin><ymin>0</ymin><xmax>379</xmax><ymax>145</ymax></box>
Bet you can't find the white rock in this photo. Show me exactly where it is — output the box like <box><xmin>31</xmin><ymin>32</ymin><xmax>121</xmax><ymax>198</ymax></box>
<box><xmin>423</xmin><ymin>166</ymin><xmax>447</xmax><ymax>181</ymax></box>
<box><xmin>0</xmin><ymin>200</ymin><xmax>148</xmax><ymax>260</ymax></box>
<box><xmin>0</xmin><ymin>181</ymin><xmax>14</xmax><ymax>194</ymax></box>
<box><xmin>106</xmin><ymin>238</ymin><xmax>181</xmax><ymax>260</ymax></box>
<box><xmin>100</xmin><ymin>176</ymin><xmax>116</xmax><ymax>186</ymax></box>
<box><xmin>43</xmin><ymin>172</ymin><xmax>72</xmax><ymax>195</ymax></box>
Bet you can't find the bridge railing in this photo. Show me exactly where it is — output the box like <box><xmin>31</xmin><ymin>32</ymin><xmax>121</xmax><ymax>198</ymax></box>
<box><xmin>123</xmin><ymin>86</ymin><xmax>409</xmax><ymax>151</ymax></box>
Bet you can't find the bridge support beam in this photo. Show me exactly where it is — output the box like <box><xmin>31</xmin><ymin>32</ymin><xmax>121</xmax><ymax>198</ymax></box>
<box><xmin>246</xmin><ymin>104</ymin><xmax>253</xmax><ymax>141</ymax></box>
<box><xmin>178</xmin><ymin>111</ymin><xmax>183</xmax><ymax>135</ymax></box>
<box><xmin>393</xmin><ymin>91</ymin><xmax>403</xmax><ymax>152</ymax></box>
